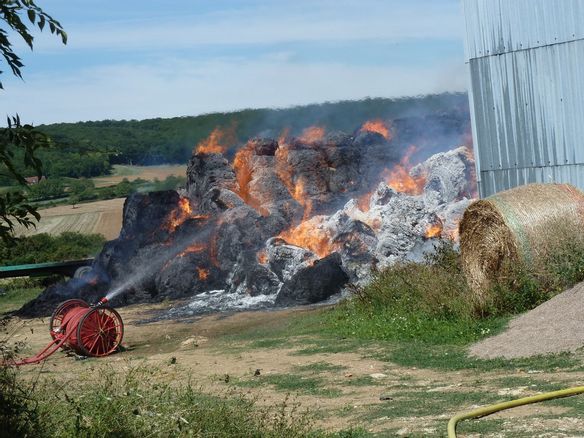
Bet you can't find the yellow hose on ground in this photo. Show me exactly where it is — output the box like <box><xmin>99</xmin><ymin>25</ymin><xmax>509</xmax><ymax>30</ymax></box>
<box><xmin>447</xmin><ymin>386</ymin><xmax>584</xmax><ymax>437</ymax></box>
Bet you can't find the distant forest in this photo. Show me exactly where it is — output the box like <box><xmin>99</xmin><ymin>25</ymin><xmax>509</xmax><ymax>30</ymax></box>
<box><xmin>1</xmin><ymin>93</ymin><xmax>469</xmax><ymax>185</ymax></box>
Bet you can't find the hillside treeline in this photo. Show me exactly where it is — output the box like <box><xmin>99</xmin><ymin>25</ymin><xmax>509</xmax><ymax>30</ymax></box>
<box><xmin>1</xmin><ymin>93</ymin><xmax>468</xmax><ymax>185</ymax></box>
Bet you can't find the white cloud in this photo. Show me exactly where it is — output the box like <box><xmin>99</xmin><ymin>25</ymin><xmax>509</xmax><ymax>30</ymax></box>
<box><xmin>1</xmin><ymin>0</ymin><xmax>467</xmax><ymax>123</ymax></box>
<box><xmin>30</xmin><ymin>0</ymin><xmax>463</xmax><ymax>53</ymax></box>
<box><xmin>2</xmin><ymin>56</ymin><xmax>467</xmax><ymax>124</ymax></box>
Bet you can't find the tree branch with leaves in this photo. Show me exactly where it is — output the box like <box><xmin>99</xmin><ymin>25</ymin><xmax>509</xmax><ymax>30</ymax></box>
<box><xmin>0</xmin><ymin>0</ymin><xmax>66</xmax><ymax>242</ymax></box>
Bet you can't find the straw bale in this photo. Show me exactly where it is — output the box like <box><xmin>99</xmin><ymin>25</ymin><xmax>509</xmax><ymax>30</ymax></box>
<box><xmin>460</xmin><ymin>183</ymin><xmax>584</xmax><ymax>299</ymax></box>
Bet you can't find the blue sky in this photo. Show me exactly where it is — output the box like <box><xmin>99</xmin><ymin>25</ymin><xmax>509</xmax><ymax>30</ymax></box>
<box><xmin>2</xmin><ymin>0</ymin><xmax>467</xmax><ymax>124</ymax></box>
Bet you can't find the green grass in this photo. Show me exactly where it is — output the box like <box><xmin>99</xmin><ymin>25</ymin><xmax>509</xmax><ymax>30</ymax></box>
<box><xmin>293</xmin><ymin>361</ymin><xmax>347</xmax><ymax>374</ymax></box>
<box><xmin>344</xmin><ymin>376</ymin><xmax>380</xmax><ymax>387</ymax></box>
<box><xmin>375</xmin><ymin>341</ymin><xmax>583</xmax><ymax>372</ymax></box>
<box><xmin>359</xmin><ymin>389</ymin><xmax>502</xmax><ymax>420</ymax></box>
<box><xmin>235</xmin><ymin>373</ymin><xmax>342</xmax><ymax>398</ymax></box>
<box><xmin>217</xmin><ymin>306</ymin><xmax>584</xmax><ymax>373</ymax></box>
<box><xmin>291</xmin><ymin>338</ymin><xmax>367</xmax><ymax>356</ymax></box>
<box><xmin>0</xmin><ymin>279</ymin><xmax>44</xmax><ymax>314</ymax></box>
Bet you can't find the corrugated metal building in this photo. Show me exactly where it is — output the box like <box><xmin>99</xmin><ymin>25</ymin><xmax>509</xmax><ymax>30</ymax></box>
<box><xmin>462</xmin><ymin>0</ymin><xmax>584</xmax><ymax>197</ymax></box>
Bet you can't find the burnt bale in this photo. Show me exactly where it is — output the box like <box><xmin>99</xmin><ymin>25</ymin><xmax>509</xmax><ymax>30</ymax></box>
<box><xmin>227</xmin><ymin>250</ymin><xmax>281</xmax><ymax>296</ymax></box>
<box><xmin>120</xmin><ymin>190</ymin><xmax>179</xmax><ymax>243</ymax></box>
<box><xmin>266</xmin><ymin>237</ymin><xmax>316</xmax><ymax>282</ymax></box>
<box><xmin>248</xmin><ymin>155</ymin><xmax>302</xmax><ymax>224</ymax></box>
<box><xmin>214</xmin><ymin>205</ymin><xmax>270</xmax><ymax>271</ymax></box>
<box><xmin>154</xmin><ymin>251</ymin><xmax>221</xmax><ymax>300</ymax></box>
<box><xmin>352</xmin><ymin>131</ymin><xmax>399</xmax><ymax>185</ymax></box>
<box><xmin>186</xmin><ymin>152</ymin><xmax>237</xmax><ymax>202</ymax></box>
<box><xmin>275</xmin><ymin>252</ymin><xmax>349</xmax><ymax>306</ymax></box>
<box><xmin>324</xmin><ymin>143</ymin><xmax>363</xmax><ymax>195</ymax></box>
<box><xmin>410</xmin><ymin>146</ymin><xmax>476</xmax><ymax>209</ymax></box>
<box><xmin>324</xmin><ymin>131</ymin><xmax>354</xmax><ymax>148</ymax></box>
<box><xmin>95</xmin><ymin>193</ymin><xmax>208</xmax><ymax>292</ymax></box>
<box><xmin>332</xmin><ymin>218</ymin><xmax>378</xmax><ymax>283</ymax></box>
<box><xmin>250</xmin><ymin>138</ymin><xmax>278</xmax><ymax>156</ymax></box>
<box><xmin>200</xmin><ymin>188</ymin><xmax>246</xmax><ymax>213</ymax></box>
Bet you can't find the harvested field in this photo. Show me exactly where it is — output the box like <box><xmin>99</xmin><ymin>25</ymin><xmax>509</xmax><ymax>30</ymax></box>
<box><xmin>92</xmin><ymin>164</ymin><xmax>186</xmax><ymax>188</ymax></box>
<box><xmin>14</xmin><ymin>198</ymin><xmax>125</xmax><ymax>240</ymax></box>
<box><xmin>471</xmin><ymin>280</ymin><xmax>584</xmax><ymax>359</ymax></box>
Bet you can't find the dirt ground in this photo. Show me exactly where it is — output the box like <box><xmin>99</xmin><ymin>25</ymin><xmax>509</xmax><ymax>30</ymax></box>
<box><xmin>6</xmin><ymin>304</ymin><xmax>584</xmax><ymax>437</ymax></box>
<box><xmin>92</xmin><ymin>164</ymin><xmax>186</xmax><ymax>188</ymax></box>
<box><xmin>14</xmin><ymin>198</ymin><xmax>125</xmax><ymax>240</ymax></box>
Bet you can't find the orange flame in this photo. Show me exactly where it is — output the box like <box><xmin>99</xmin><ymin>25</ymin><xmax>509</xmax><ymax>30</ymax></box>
<box><xmin>425</xmin><ymin>224</ymin><xmax>443</xmax><ymax>239</ymax></box>
<box><xmin>360</xmin><ymin>119</ymin><xmax>391</xmax><ymax>140</ymax></box>
<box><xmin>178</xmin><ymin>243</ymin><xmax>207</xmax><ymax>258</ymax></box>
<box><xmin>278</xmin><ymin>220</ymin><xmax>332</xmax><ymax>258</ymax></box>
<box><xmin>232</xmin><ymin>142</ymin><xmax>270</xmax><ymax>215</ymax></box>
<box><xmin>278</xmin><ymin>127</ymin><xmax>290</xmax><ymax>145</ymax></box>
<box><xmin>167</xmin><ymin>197</ymin><xmax>193</xmax><ymax>232</ymax></box>
<box><xmin>195</xmin><ymin>124</ymin><xmax>237</xmax><ymax>155</ymax></box>
<box><xmin>275</xmin><ymin>144</ymin><xmax>313</xmax><ymax>219</ymax></box>
<box><xmin>357</xmin><ymin>191</ymin><xmax>373</xmax><ymax>212</ymax></box>
<box><xmin>383</xmin><ymin>145</ymin><xmax>426</xmax><ymax>195</ymax></box>
<box><xmin>197</xmin><ymin>267</ymin><xmax>209</xmax><ymax>281</ymax></box>
<box><xmin>293</xmin><ymin>178</ymin><xmax>314</xmax><ymax>219</ymax></box>
<box><xmin>298</xmin><ymin>126</ymin><xmax>325</xmax><ymax>143</ymax></box>
<box><xmin>233</xmin><ymin>144</ymin><xmax>254</xmax><ymax>203</ymax></box>
<box><xmin>256</xmin><ymin>249</ymin><xmax>268</xmax><ymax>265</ymax></box>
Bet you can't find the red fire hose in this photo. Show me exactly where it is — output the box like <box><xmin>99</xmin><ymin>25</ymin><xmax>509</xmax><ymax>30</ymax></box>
<box><xmin>5</xmin><ymin>297</ymin><xmax>124</xmax><ymax>366</ymax></box>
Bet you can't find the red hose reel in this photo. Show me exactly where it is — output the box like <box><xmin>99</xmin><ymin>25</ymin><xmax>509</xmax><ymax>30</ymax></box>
<box><xmin>9</xmin><ymin>297</ymin><xmax>124</xmax><ymax>366</ymax></box>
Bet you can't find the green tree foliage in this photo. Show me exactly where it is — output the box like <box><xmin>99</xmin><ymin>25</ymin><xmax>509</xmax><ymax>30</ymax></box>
<box><xmin>0</xmin><ymin>0</ymin><xmax>66</xmax><ymax>89</ymax></box>
<box><xmin>0</xmin><ymin>1</ymin><xmax>66</xmax><ymax>241</ymax></box>
<box><xmin>69</xmin><ymin>178</ymin><xmax>94</xmax><ymax>195</ymax></box>
<box><xmin>0</xmin><ymin>232</ymin><xmax>105</xmax><ymax>265</ymax></box>
<box><xmin>41</xmin><ymin>150</ymin><xmax>110</xmax><ymax>179</ymax></box>
<box><xmin>0</xmin><ymin>116</ymin><xmax>50</xmax><ymax>238</ymax></box>
<box><xmin>26</xmin><ymin>177</ymin><xmax>66</xmax><ymax>200</ymax></box>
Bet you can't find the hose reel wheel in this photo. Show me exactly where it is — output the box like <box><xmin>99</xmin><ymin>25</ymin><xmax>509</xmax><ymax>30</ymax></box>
<box><xmin>49</xmin><ymin>298</ymin><xmax>89</xmax><ymax>340</ymax></box>
<box><xmin>9</xmin><ymin>297</ymin><xmax>124</xmax><ymax>366</ymax></box>
<box><xmin>76</xmin><ymin>306</ymin><xmax>124</xmax><ymax>357</ymax></box>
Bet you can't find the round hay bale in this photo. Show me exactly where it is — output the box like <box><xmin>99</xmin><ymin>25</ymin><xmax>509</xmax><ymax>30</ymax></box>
<box><xmin>459</xmin><ymin>183</ymin><xmax>584</xmax><ymax>300</ymax></box>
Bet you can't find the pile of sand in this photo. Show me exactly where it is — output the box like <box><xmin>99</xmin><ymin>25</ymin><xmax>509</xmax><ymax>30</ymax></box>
<box><xmin>470</xmin><ymin>281</ymin><xmax>584</xmax><ymax>359</ymax></box>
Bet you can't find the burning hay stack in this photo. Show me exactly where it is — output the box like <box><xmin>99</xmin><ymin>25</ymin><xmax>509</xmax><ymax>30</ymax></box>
<box><xmin>20</xmin><ymin>118</ymin><xmax>476</xmax><ymax>317</ymax></box>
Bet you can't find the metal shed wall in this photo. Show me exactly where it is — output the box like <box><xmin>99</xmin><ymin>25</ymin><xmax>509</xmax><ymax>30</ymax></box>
<box><xmin>462</xmin><ymin>0</ymin><xmax>584</xmax><ymax>197</ymax></box>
